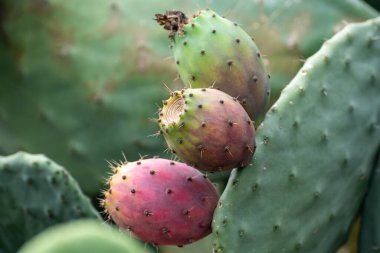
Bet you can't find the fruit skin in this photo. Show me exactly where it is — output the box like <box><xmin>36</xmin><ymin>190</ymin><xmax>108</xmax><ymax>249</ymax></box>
<box><xmin>0</xmin><ymin>152</ymin><xmax>99</xmax><ymax>253</ymax></box>
<box><xmin>212</xmin><ymin>17</ymin><xmax>380</xmax><ymax>253</ymax></box>
<box><xmin>159</xmin><ymin>88</ymin><xmax>255</xmax><ymax>172</ymax></box>
<box><xmin>104</xmin><ymin>158</ymin><xmax>219</xmax><ymax>246</ymax></box>
<box><xmin>18</xmin><ymin>220</ymin><xmax>149</xmax><ymax>253</ymax></box>
<box><xmin>169</xmin><ymin>10</ymin><xmax>270</xmax><ymax>124</ymax></box>
<box><xmin>359</xmin><ymin>151</ymin><xmax>380</xmax><ymax>252</ymax></box>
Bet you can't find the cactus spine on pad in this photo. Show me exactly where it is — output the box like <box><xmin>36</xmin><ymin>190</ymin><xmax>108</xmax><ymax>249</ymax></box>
<box><xmin>18</xmin><ymin>220</ymin><xmax>148</xmax><ymax>253</ymax></box>
<box><xmin>156</xmin><ymin>10</ymin><xmax>270</xmax><ymax>124</ymax></box>
<box><xmin>212</xmin><ymin>17</ymin><xmax>380</xmax><ymax>253</ymax></box>
<box><xmin>158</xmin><ymin>88</ymin><xmax>256</xmax><ymax>172</ymax></box>
<box><xmin>0</xmin><ymin>152</ymin><xmax>99</xmax><ymax>253</ymax></box>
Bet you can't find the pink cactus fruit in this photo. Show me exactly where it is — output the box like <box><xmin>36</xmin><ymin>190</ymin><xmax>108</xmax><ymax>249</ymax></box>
<box><xmin>158</xmin><ymin>88</ymin><xmax>256</xmax><ymax>172</ymax></box>
<box><xmin>103</xmin><ymin>158</ymin><xmax>220</xmax><ymax>246</ymax></box>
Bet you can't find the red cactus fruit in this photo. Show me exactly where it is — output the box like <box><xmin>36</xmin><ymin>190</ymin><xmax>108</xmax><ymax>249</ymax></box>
<box><xmin>158</xmin><ymin>88</ymin><xmax>256</xmax><ymax>172</ymax></box>
<box><xmin>103</xmin><ymin>158</ymin><xmax>219</xmax><ymax>246</ymax></box>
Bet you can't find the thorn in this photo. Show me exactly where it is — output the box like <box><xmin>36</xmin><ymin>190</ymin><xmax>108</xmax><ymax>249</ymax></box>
<box><xmin>147</xmin><ymin>131</ymin><xmax>162</xmax><ymax>138</ymax></box>
<box><xmin>224</xmin><ymin>146</ymin><xmax>233</xmax><ymax>157</ymax></box>
<box><xmin>245</xmin><ymin>144</ymin><xmax>254</xmax><ymax>153</ymax></box>
<box><xmin>121</xmin><ymin>152</ymin><xmax>128</xmax><ymax>163</ymax></box>
<box><xmin>138</xmin><ymin>154</ymin><xmax>148</xmax><ymax>160</ymax></box>
<box><xmin>148</xmin><ymin>117</ymin><xmax>160</xmax><ymax>123</ymax></box>
<box><xmin>144</xmin><ymin>209</ymin><xmax>152</xmax><ymax>216</ymax></box>
<box><xmin>173</xmin><ymin>74</ymin><xmax>180</xmax><ymax>82</ymax></box>
<box><xmin>162</xmin><ymin>81</ymin><xmax>173</xmax><ymax>93</ymax></box>
<box><xmin>209</xmin><ymin>80</ymin><xmax>216</xmax><ymax>89</ymax></box>
<box><xmin>197</xmin><ymin>144</ymin><xmax>205</xmax><ymax>158</ymax></box>
<box><xmin>163</xmin><ymin>55</ymin><xmax>174</xmax><ymax>61</ymax></box>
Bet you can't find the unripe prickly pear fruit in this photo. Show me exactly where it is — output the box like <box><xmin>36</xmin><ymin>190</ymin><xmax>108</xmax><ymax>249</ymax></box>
<box><xmin>156</xmin><ymin>9</ymin><xmax>270</xmax><ymax>124</ymax></box>
<box><xmin>158</xmin><ymin>88</ymin><xmax>256</xmax><ymax>172</ymax></box>
<box><xmin>103</xmin><ymin>158</ymin><xmax>219</xmax><ymax>246</ymax></box>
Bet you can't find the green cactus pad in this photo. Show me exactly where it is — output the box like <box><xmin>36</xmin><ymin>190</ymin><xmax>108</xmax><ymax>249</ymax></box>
<box><xmin>167</xmin><ymin>10</ymin><xmax>270</xmax><ymax>124</ymax></box>
<box><xmin>212</xmin><ymin>17</ymin><xmax>380</xmax><ymax>253</ymax></box>
<box><xmin>18</xmin><ymin>220</ymin><xmax>148</xmax><ymax>253</ymax></box>
<box><xmin>359</xmin><ymin>151</ymin><xmax>380</xmax><ymax>252</ymax></box>
<box><xmin>0</xmin><ymin>152</ymin><xmax>99</xmax><ymax>253</ymax></box>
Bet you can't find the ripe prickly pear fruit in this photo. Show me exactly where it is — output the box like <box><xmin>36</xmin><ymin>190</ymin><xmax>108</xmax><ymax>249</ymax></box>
<box><xmin>103</xmin><ymin>158</ymin><xmax>219</xmax><ymax>246</ymax></box>
<box><xmin>156</xmin><ymin>9</ymin><xmax>270</xmax><ymax>124</ymax></box>
<box><xmin>158</xmin><ymin>88</ymin><xmax>255</xmax><ymax>172</ymax></box>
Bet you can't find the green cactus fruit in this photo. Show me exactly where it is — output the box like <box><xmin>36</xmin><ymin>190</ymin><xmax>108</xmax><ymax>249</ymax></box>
<box><xmin>0</xmin><ymin>152</ymin><xmax>99</xmax><ymax>253</ymax></box>
<box><xmin>18</xmin><ymin>220</ymin><xmax>148</xmax><ymax>253</ymax></box>
<box><xmin>158</xmin><ymin>88</ymin><xmax>255</xmax><ymax>172</ymax></box>
<box><xmin>156</xmin><ymin>10</ymin><xmax>270</xmax><ymax>124</ymax></box>
<box><xmin>212</xmin><ymin>17</ymin><xmax>380</xmax><ymax>253</ymax></box>
<box><xmin>103</xmin><ymin>158</ymin><xmax>219</xmax><ymax>246</ymax></box>
<box><xmin>359</xmin><ymin>151</ymin><xmax>380</xmax><ymax>252</ymax></box>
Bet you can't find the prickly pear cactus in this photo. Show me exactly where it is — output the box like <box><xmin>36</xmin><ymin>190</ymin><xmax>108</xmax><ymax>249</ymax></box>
<box><xmin>104</xmin><ymin>158</ymin><xmax>219</xmax><ymax>246</ymax></box>
<box><xmin>158</xmin><ymin>88</ymin><xmax>255</xmax><ymax>172</ymax></box>
<box><xmin>157</xmin><ymin>10</ymin><xmax>270</xmax><ymax>123</ymax></box>
<box><xmin>212</xmin><ymin>17</ymin><xmax>380</xmax><ymax>253</ymax></box>
<box><xmin>18</xmin><ymin>220</ymin><xmax>148</xmax><ymax>253</ymax></box>
<box><xmin>359</xmin><ymin>151</ymin><xmax>380</xmax><ymax>252</ymax></box>
<box><xmin>0</xmin><ymin>0</ymin><xmax>376</xmax><ymax>197</ymax></box>
<box><xmin>0</xmin><ymin>152</ymin><xmax>99</xmax><ymax>253</ymax></box>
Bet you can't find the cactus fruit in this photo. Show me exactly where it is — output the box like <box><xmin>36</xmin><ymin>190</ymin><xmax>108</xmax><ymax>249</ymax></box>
<box><xmin>359</xmin><ymin>151</ymin><xmax>380</xmax><ymax>252</ymax></box>
<box><xmin>18</xmin><ymin>220</ymin><xmax>148</xmax><ymax>253</ymax></box>
<box><xmin>158</xmin><ymin>88</ymin><xmax>256</xmax><ymax>172</ymax></box>
<box><xmin>212</xmin><ymin>17</ymin><xmax>380</xmax><ymax>253</ymax></box>
<box><xmin>0</xmin><ymin>152</ymin><xmax>99</xmax><ymax>253</ymax></box>
<box><xmin>103</xmin><ymin>158</ymin><xmax>219</xmax><ymax>246</ymax></box>
<box><xmin>156</xmin><ymin>9</ymin><xmax>270</xmax><ymax>124</ymax></box>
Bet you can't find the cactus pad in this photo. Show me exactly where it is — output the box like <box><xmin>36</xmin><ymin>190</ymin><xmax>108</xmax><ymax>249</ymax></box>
<box><xmin>18</xmin><ymin>220</ymin><xmax>147</xmax><ymax>253</ymax></box>
<box><xmin>212</xmin><ymin>17</ymin><xmax>380</xmax><ymax>253</ymax></box>
<box><xmin>0</xmin><ymin>152</ymin><xmax>99</xmax><ymax>253</ymax></box>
